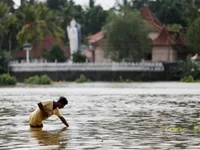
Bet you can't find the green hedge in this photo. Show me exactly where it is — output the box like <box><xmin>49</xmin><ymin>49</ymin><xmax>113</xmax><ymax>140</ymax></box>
<box><xmin>119</xmin><ymin>76</ymin><xmax>133</xmax><ymax>83</ymax></box>
<box><xmin>177</xmin><ymin>60</ymin><xmax>200</xmax><ymax>80</ymax></box>
<box><xmin>180</xmin><ymin>75</ymin><xmax>194</xmax><ymax>82</ymax></box>
<box><xmin>25</xmin><ymin>75</ymin><xmax>52</xmax><ymax>85</ymax></box>
<box><xmin>0</xmin><ymin>74</ymin><xmax>17</xmax><ymax>86</ymax></box>
<box><xmin>180</xmin><ymin>75</ymin><xmax>200</xmax><ymax>83</ymax></box>
<box><xmin>75</xmin><ymin>74</ymin><xmax>89</xmax><ymax>83</ymax></box>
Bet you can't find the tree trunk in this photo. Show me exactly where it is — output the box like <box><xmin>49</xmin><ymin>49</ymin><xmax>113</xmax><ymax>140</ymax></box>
<box><xmin>8</xmin><ymin>32</ymin><xmax>12</xmax><ymax>52</ymax></box>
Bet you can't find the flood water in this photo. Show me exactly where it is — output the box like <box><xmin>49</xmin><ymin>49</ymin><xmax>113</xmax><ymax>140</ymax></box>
<box><xmin>1</xmin><ymin>82</ymin><xmax>200</xmax><ymax>150</ymax></box>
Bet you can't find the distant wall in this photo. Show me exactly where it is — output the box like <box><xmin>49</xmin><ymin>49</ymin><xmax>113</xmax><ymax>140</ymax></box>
<box><xmin>9</xmin><ymin>62</ymin><xmax>178</xmax><ymax>82</ymax></box>
<box><xmin>11</xmin><ymin>71</ymin><xmax>169</xmax><ymax>82</ymax></box>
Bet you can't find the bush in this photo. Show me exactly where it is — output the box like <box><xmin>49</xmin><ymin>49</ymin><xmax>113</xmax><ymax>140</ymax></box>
<box><xmin>25</xmin><ymin>75</ymin><xmax>52</xmax><ymax>85</ymax></box>
<box><xmin>119</xmin><ymin>76</ymin><xmax>133</xmax><ymax>83</ymax></box>
<box><xmin>43</xmin><ymin>44</ymin><xmax>66</xmax><ymax>62</ymax></box>
<box><xmin>180</xmin><ymin>75</ymin><xmax>194</xmax><ymax>82</ymax></box>
<box><xmin>72</xmin><ymin>52</ymin><xmax>87</xmax><ymax>63</ymax></box>
<box><xmin>75</xmin><ymin>74</ymin><xmax>89</xmax><ymax>83</ymax></box>
<box><xmin>0</xmin><ymin>50</ymin><xmax>12</xmax><ymax>73</ymax></box>
<box><xmin>25</xmin><ymin>75</ymin><xmax>40</xmax><ymax>84</ymax></box>
<box><xmin>40</xmin><ymin>75</ymin><xmax>52</xmax><ymax>85</ymax></box>
<box><xmin>177</xmin><ymin>60</ymin><xmax>200</xmax><ymax>80</ymax></box>
<box><xmin>0</xmin><ymin>74</ymin><xmax>17</xmax><ymax>86</ymax></box>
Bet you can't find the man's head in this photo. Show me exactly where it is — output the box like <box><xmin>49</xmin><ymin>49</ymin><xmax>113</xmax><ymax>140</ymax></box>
<box><xmin>57</xmin><ymin>96</ymin><xmax>68</xmax><ymax>109</ymax></box>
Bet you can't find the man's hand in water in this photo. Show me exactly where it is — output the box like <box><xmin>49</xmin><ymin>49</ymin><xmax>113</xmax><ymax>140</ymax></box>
<box><xmin>59</xmin><ymin>116</ymin><xmax>69</xmax><ymax>127</ymax></box>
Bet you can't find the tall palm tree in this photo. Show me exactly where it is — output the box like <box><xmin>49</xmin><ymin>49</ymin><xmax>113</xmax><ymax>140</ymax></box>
<box><xmin>0</xmin><ymin>2</ymin><xmax>16</xmax><ymax>51</ymax></box>
<box><xmin>0</xmin><ymin>0</ymin><xmax>14</xmax><ymax>12</ymax></box>
<box><xmin>0</xmin><ymin>2</ymin><xmax>10</xmax><ymax>36</ymax></box>
<box><xmin>16</xmin><ymin>3</ymin><xmax>64</xmax><ymax>46</ymax></box>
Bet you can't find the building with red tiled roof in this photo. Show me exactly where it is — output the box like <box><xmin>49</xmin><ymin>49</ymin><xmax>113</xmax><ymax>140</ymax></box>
<box><xmin>12</xmin><ymin>36</ymin><xmax>70</xmax><ymax>61</ymax></box>
<box><xmin>85</xmin><ymin>5</ymin><xmax>191</xmax><ymax>63</ymax></box>
<box><xmin>151</xmin><ymin>26</ymin><xmax>190</xmax><ymax>62</ymax></box>
<box><xmin>140</xmin><ymin>5</ymin><xmax>163</xmax><ymax>32</ymax></box>
<box><xmin>88</xmin><ymin>31</ymin><xmax>104</xmax><ymax>45</ymax></box>
<box><xmin>86</xmin><ymin>31</ymin><xmax>111</xmax><ymax>63</ymax></box>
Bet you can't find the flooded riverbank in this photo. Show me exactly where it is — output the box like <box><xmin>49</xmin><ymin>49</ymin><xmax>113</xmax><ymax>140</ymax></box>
<box><xmin>1</xmin><ymin>82</ymin><xmax>200</xmax><ymax>149</ymax></box>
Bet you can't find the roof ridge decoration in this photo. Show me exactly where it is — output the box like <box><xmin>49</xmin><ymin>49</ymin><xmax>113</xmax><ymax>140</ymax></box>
<box><xmin>153</xmin><ymin>26</ymin><xmax>177</xmax><ymax>46</ymax></box>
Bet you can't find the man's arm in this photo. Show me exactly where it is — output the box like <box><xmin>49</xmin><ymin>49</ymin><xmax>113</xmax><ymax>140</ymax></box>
<box><xmin>38</xmin><ymin>102</ymin><xmax>48</xmax><ymax>117</ymax></box>
<box><xmin>59</xmin><ymin>116</ymin><xmax>69</xmax><ymax>127</ymax></box>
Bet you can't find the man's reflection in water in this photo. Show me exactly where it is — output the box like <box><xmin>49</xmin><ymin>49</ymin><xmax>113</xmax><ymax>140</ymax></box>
<box><xmin>29</xmin><ymin>127</ymin><xmax>67</xmax><ymax>149</ymax></box>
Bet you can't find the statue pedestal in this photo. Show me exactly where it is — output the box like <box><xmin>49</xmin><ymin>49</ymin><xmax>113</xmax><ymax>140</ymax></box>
<box><xmin>26</xmin><ymin>49</ymin><xmax>30</xmax><ymax>63</ymax></box>
<box><xmin>23</xmin><ymin>43</ymin><xmax>32</xmax><ymax>63</ymax></box>
<box><xmin>24</xmin><ymin>48</ymin><xmax>31</xmax><ymax>63</ymax></box>
<box><xmin>67</xmin><ymin>59</ymin><xmax>73</xmax><ymax>64</ymax></box>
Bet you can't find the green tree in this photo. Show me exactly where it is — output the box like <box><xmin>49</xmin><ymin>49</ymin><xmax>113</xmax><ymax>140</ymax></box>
<box><xmin>168</xmin><ymin>24</ymin><xmax>182</xmax><ymax>32</ymax></box>
<box><xmin>0</xmin><ymin>2</ymin><xmax>11</xmax><ymax>39</ymax></box>
<box><xmin>16</xmin><ymin>3</ymin><xmax>64</xmax><ymax>46</ymax></box>
<box><xmin>154</xmin><ymin>0</ymin><xmax>183</xmax><ymax>25</ymax></box>
<box><xmin>186</xmin><ymin>17</ymin><xmax>200</xmax><ymax>52</ymax></box>
<box><xmin>115</xmin><ymin>0</ymin><xmax>186</xmax><ymax>26</ymax></box>
<box><xmin>72</xmin><ymin>51</ymin><xmax>86</xmax><ymax>63</ymax></box>
<box><xmin>177</xmin><ymin>60</ymin><xmax>200</xmax><ymax>80</ymax></box>
<box><xmin>43</xmin><ymin>44</ymin><xmax>66</xmax><ymax>62</ymax></box>
<box><xmin>46</xmin><ymin>0</ymin><xmax>66</xmax><ymax>10</ymax></box>
<box><xmin>58</xmin><ymin>1</ymin><xmax>84</xmax><ymax>31</ymax></box>
<box><xmin>49</xmin><ymin>0</ymin><xmax>108</xmax><ymax>44</ymax></box>
<box><xmin>0</xmin><ymin>50</ymin><xmax>12</xmax><ymax>73</ymax></box>
<box><xmin>0</xmin><ymin>0</ymin><xmax>14</xmax><ymax>12</ymax></box>
<box><xmin>181</xmin><ymin>0</ymin><xmax>200</xmax><ymax>25</ymax></box>
<box><xmin>89</xmin><ymin>0</ymin><xmax>95</xmax><ymax>8</ymax></box>
<box><xmin>0</xmin><ymin>2</ymin><xmax>16</xmax><ymax>51</ymax></box>
<box><xmin>83</xmin><ymin>2</ymin><xmax>108</xmax><ymax>36</ymax></box>
<box><xmin>149</xmin><ymin>0</ymin><xmax>200</xmax><ymax>27</ymax></box>
<box><xmin>115</xmin><ymin>0</ymin><xmax>154</xmax><ymax>12</ymax></box>
<box><xmin>29</xmin><ymin>0</ymin><xmax>36</xmax><ymax>4</ymax></box>
<box><xmin>103</xmin><ymin>10</ymin><xmax>152</xmax><ymax>62</ymax></box>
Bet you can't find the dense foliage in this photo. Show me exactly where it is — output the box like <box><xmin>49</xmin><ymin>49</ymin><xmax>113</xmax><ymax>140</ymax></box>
<box><xmin>0</xmin><ymin>74</ymin><xmax>17</xmax><ymax>86</ymax></box>
<box><xmin>72</xmin><ymin>51</ymin><xmax>87</xmax><ymax>63</ymax></box>
<box><xmin>43</xmin><ymin>44</ymin><xmax>66</xmax><ymax>62</ymax></box>
<box><xmin>177</xmin><ymin>60</ymin><xmax>200</xmax><ymax>81</ymax></box>
<box><xmin>186</xmin><ymin>18</ymin><xmax>200</xmax><ymax>52</ymax></box>
<box><xmin>103</xmin><ymin>10</ymin><xmax>152</xmax><ymax>62</ymax></box>
<box><xmin>24</xmin><ymin>75</ymin><xmax>52</xmax><ymax>85</ymax></box>
<box><xmin>75</xmin><ymin>74</ymin><xmax>89</xmax><ymax>83</ymax></box>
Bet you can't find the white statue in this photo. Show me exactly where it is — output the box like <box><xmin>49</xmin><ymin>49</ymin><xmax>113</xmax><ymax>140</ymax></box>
<box><xmin>67</xmin><ymin>19</ymin><xmax>79</xmax><ymax>56</ymax></box>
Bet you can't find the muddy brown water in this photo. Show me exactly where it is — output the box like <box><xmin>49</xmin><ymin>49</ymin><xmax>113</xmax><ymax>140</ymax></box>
<box><xmin>1</xmin><ymin>82</ymin><xmax>200</xmax><ymax>150</ymax></box>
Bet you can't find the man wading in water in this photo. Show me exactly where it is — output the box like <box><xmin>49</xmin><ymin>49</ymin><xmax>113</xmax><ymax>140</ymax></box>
<box><xmin>29</xmin><ymin>96</ymin><xmax>69</xmax><ymax>128</ymax></box>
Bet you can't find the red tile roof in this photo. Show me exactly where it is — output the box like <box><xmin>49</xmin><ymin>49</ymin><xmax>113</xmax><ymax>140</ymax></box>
<box><xmin>140</xmin><ymin>6</ymin><xmax>163</xmax><ymax>32</ymax></box>
<box><xmin>12</xmin><ymin>50</ymin><xmax>26</xmax><ymax>57</ymax></box>
<box><xmin>87</xmin><ymin>31</ymin><xmax>104</xmax><ymax>45</ymax></box>
<box><xmin>175</xmin><ymin>30</ymin><xmax>188</xmax><ymax>45</ymax></box>
<box><xmin>13</xmin><ymin>36</ymin><xmax>70</xmax><ymax>58</ymax></box>
<box><xmin>140</xmin><ymin>6</ymin><xmax>176</xmax><ymax>32</ymax></box>
<box><xmin>153</xmin><ymin>26</ymin><xmax>177</xmax><ymax>46</ymax></box>
<box><xmin>153</xmin><ymin>26</ymin><xmax>188</xmax><ymax>46</ymax></box>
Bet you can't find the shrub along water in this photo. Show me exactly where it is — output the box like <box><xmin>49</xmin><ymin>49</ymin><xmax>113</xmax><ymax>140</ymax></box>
<box><xmin>178</xmin><ymin>61</ymin><xmax>200</xmax><ymax>82</ymax></box>
<box><xmin>180</xmin><ymin>75</ymin><xmax>194</xmax><ymax>82</ymax></box>
<box><xmin>0</xmin><ymin>74</ymin><xmax>17</xmax><ymax>86</ymax></box>
<box><xmin>75</xmin><ymin>74</ymin><xmax>89</xmax><ymax>83</ymax></box>
<box><xmin>24</xmin><ymin>75</ymin><xmax>52</xmax><ymax>85</ymax></box>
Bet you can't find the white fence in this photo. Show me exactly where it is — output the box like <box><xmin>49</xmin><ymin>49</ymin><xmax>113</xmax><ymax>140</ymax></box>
<box><xmin>9</xmin><ymin>62</ymin><xmax>164</xmax><ymax>72</ymax></box>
